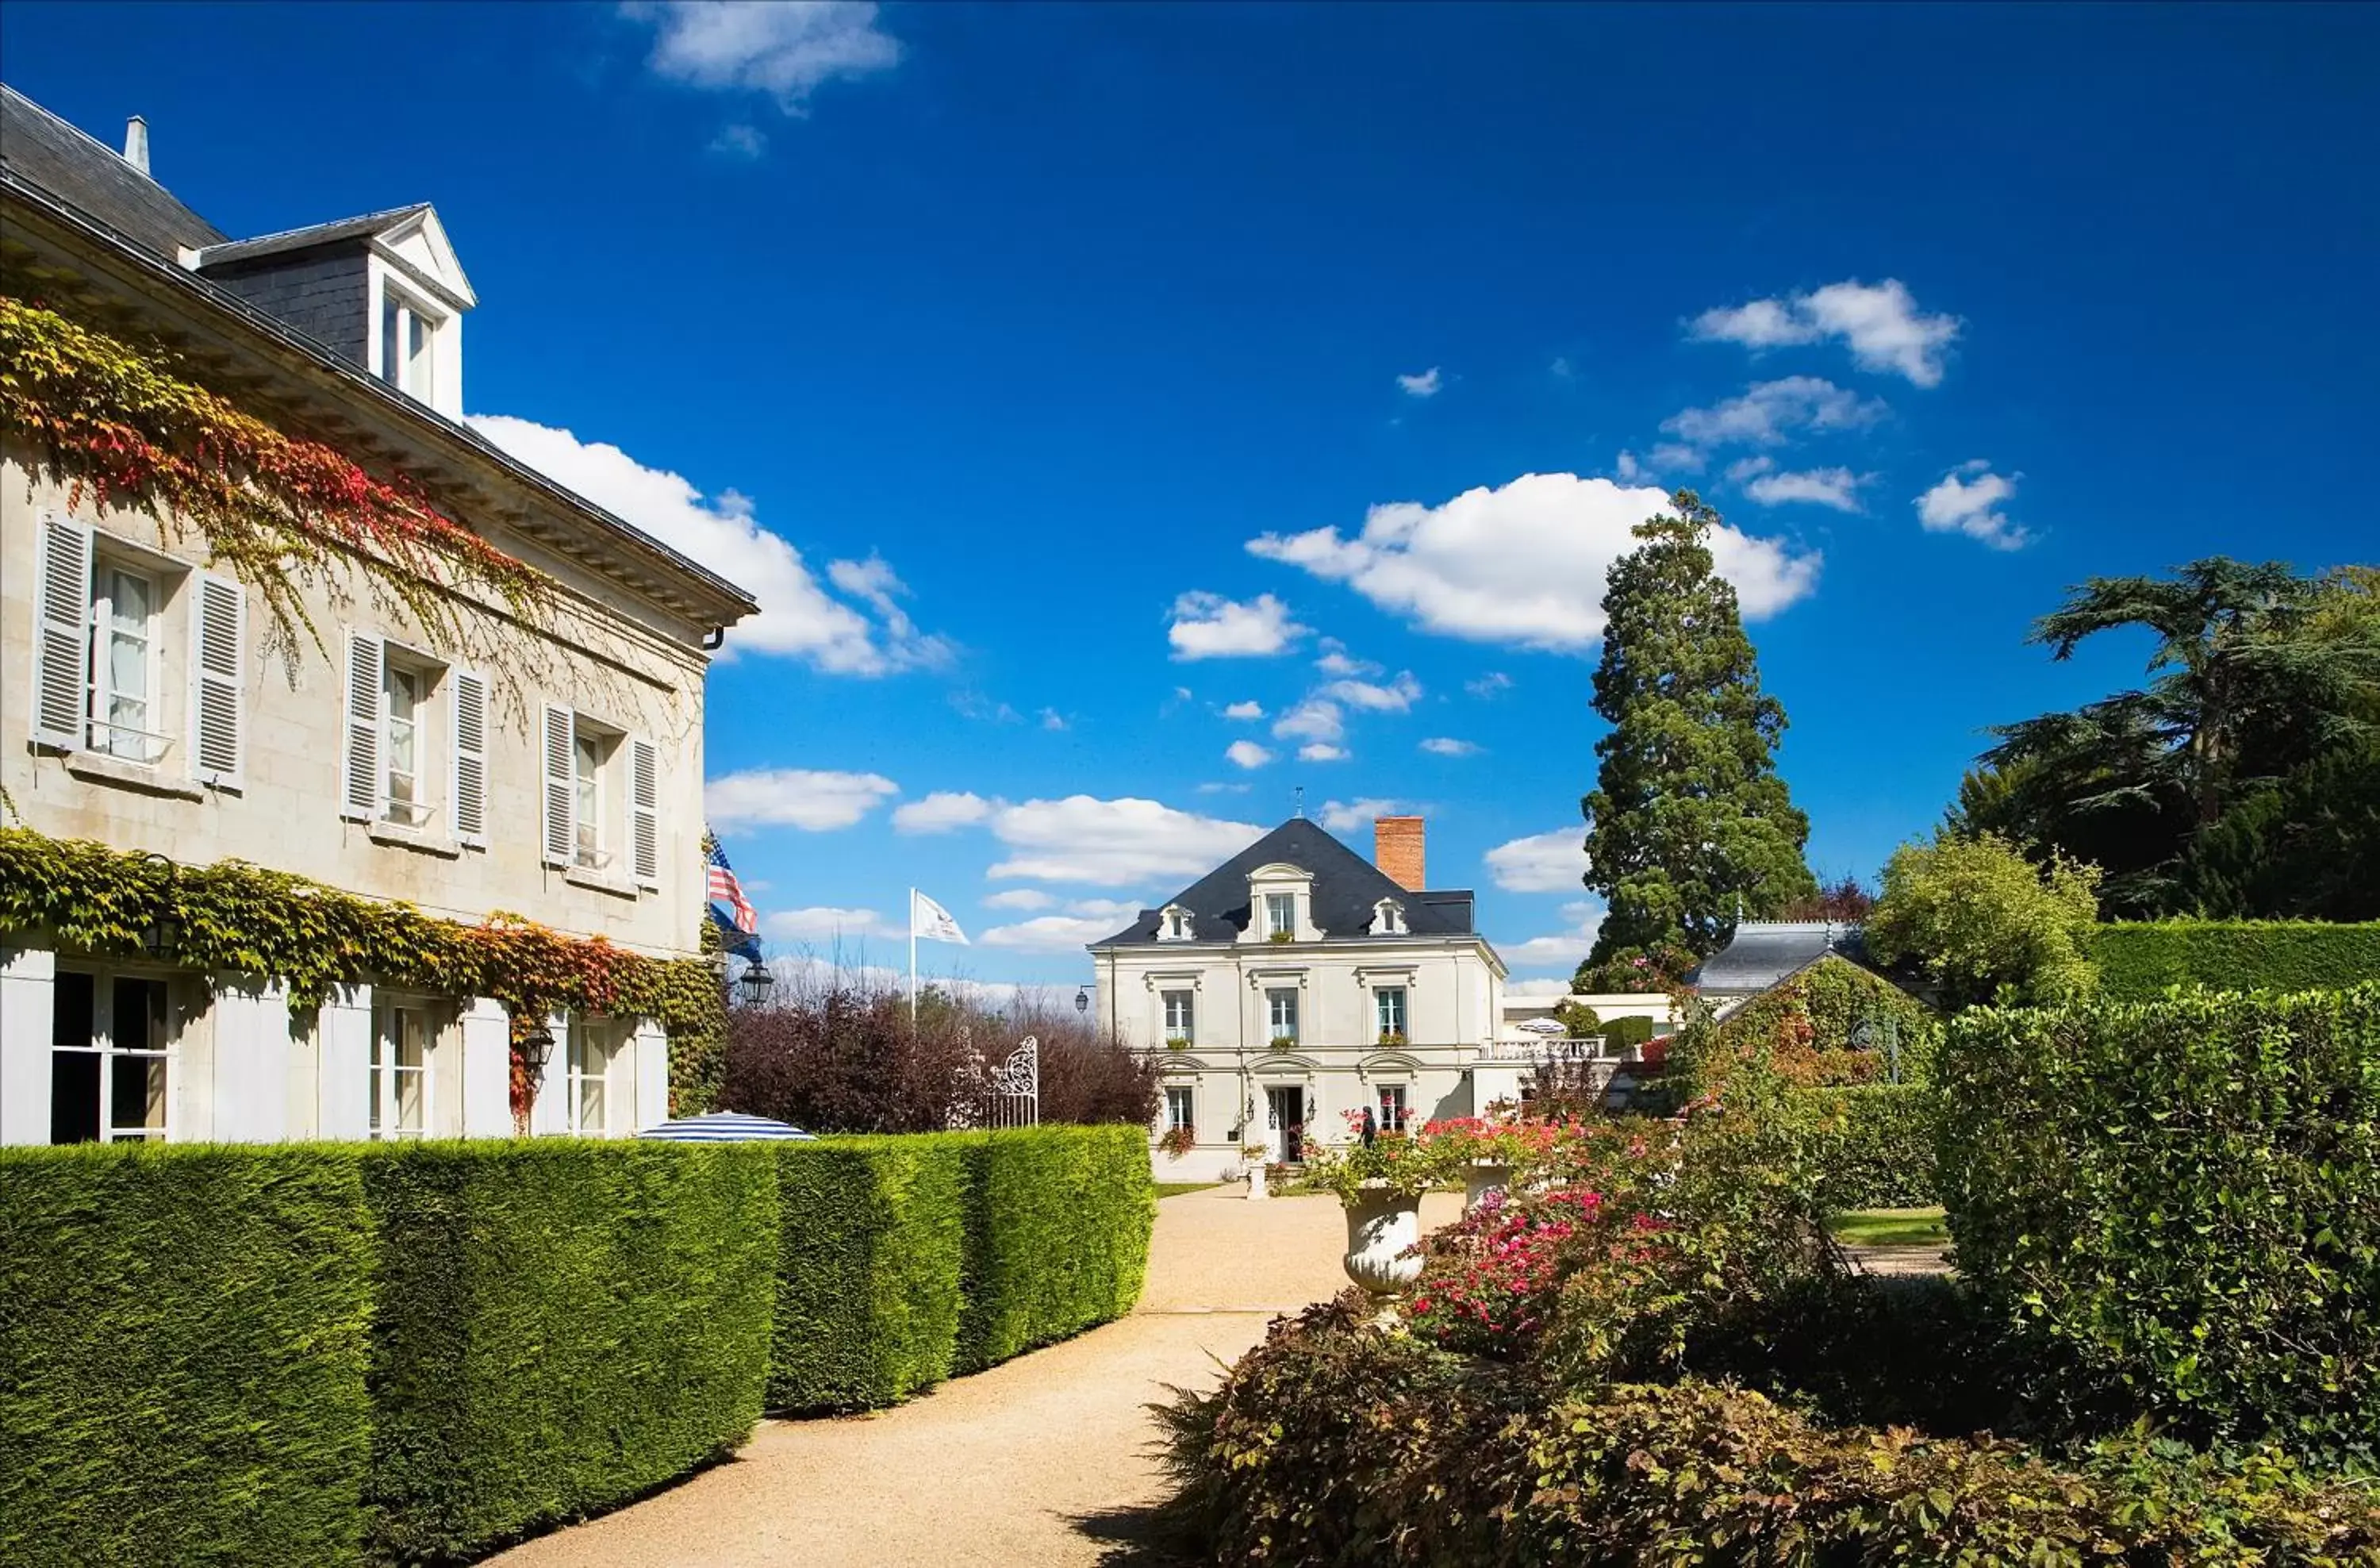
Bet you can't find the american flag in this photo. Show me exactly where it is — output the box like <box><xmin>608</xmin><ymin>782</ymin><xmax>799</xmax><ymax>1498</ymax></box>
<box><xmin>704</xmin><ymin>832</ymin><xmax>760</xmax><ymax>955</ymax></box>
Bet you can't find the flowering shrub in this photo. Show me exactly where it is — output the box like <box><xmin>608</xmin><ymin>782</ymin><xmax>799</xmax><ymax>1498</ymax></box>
<box><xmin>1155</xmin><ymin>1124</ymin><xmax>1196</xmax><ymax>1159</ymax></box>
<box><xmin>1409</xmin><ymin>1188</ymin><xmax>1610</xmax><ymax>1355</ymax></box>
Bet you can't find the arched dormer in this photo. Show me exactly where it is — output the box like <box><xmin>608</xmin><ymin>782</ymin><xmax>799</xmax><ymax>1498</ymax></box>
<box><xmin>1241</xmin><ymin>861</ymin><xmax>1319</xmax><ymax>944</ymax></box>
<box><xmin>1369</xmin><ymin>897</ymin><xmax>1407</xmax><ymax>936</ymax></box>
<box><xmin>1157</xmin><ymin>903</ymin><xmax>1196</xmax><ymax>942</ymax></box>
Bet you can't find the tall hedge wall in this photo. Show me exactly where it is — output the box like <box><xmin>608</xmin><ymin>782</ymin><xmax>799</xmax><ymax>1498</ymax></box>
<box><xmin>1939</xmin><ymin>985</ymin><xmax>2380</xmax><ymax>1451</ymax></box>
<box><xmin>0</xmin><ymin>1146</ymin><xmax>376</xmax><ymax>1568</ymax></box>
<box><xmin>2092</xmin><ymin>920</ymin><xmax>2380</xmax><ymax>997</ymax></box>
<box><xmin>359</xmin><ymin>1141</ymin><xmax>779</xmax><ymax>1563</ymax></box>
<box><xmin>769</xmin><ymin>1136</ymin><xmax>970</xmax><ymax>1412</ymax></box>
<box><xmin>957</xmin><ymin>1125</ymin><xmax>1156</xmax><ymax>1374</ymax></box>
<box><xmin>1784</xmin><ymin>1085</ymin><xmax>1939</xmax><ymax>1210</ymax></box>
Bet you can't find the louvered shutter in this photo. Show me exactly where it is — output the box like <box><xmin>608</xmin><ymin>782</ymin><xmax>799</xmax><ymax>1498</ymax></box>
<box><xmin>340</xmin><ymin>632</ymin><xmax>383</xmax><ymax>821</ymax></box>
<box><xmin>451</xmin><ymin>670</ymin><xmax>489</xmax><ymax>847</ymax></box>
<box><xmin>541</xmin><ymin>705</ymin><xmax>574</xmax><ymax>867</ymax></box>
<box><xmin>629</xmin><ymin>737</ymin><xmax>659</xmax><ymax>889</ymax></box>
<box><xmin>33</xmin><ymin>516</ymin><xmax>93</xmax><ymax>751</ymax></box>
<box><xmin>189</xmin><ymin>572</ymin><xmax>244</xmax><ymax>785</ymax></box>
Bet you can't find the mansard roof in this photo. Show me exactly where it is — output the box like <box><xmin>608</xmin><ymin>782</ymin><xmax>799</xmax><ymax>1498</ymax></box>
<box><xmin>1094</xmin><ymin>818</ymin><xmax>1476</xmax><ymax>947</ymax></box>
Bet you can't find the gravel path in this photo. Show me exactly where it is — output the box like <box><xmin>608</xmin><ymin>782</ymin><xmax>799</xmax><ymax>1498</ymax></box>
<box><xmin>488</xmin><ymin>1185</ymin><xmax>1463</xmax><ymax>1568</ymax></box>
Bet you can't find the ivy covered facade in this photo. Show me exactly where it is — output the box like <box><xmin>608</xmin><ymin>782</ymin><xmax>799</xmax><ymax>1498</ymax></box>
<box><xmin>0</xmin><ymin>87</ymin><xmax>756</xmax><ymax>1147</ymax></box>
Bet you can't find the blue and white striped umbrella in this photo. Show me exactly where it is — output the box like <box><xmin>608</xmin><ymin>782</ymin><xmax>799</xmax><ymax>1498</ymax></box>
<box><xmin>638</xmin><ymin>1111</ymin><xmax>817</xmax><ymax>1142</ymax></box>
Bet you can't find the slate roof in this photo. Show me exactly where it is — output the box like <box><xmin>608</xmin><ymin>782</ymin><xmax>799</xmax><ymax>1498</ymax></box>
<box><xmin>192</xmin><ymin>205</ymin><xmax>433</xmax><ymax>269</ymax></box>
<box><xmin>0</xmin><ymin>85</ymin><xmax>225</xmax><ymax>256</ymax></box>
<box><xmin>1686</xmin><ymin>921</ymin><xmax>1868</xmax><ymax>996</ymax></box>
<box><xmin>1095</xmin><ymin>818</ymin><xmax>1476</xmax><ymax>946</ymax></box>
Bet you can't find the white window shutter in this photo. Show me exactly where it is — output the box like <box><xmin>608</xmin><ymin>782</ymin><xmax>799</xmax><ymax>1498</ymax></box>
<box><xmin>629</xmin><ymin>737</ymin><xmax>659</xmax><ymax>889</ymax></box>
<box><xmin>340</xmin><ymin>632</ymin><xmax>383</xmax><ymax>821</ymax></box>
<box><xmin>33</xmin><ymin>515</ymin><xmax>93</xmax><ymax>751</ymax></box>
<box><xmin>541</xmin><ymin>705</ymin><xmax>574</xmax><ymax>867</ymax></box>
<box><xmin>189</xmin><ymin>572</ymin><xmax>245</xmax><ymax>786</ymax></box>
<box><xmin>451</xmin><ymin>670</ymin><xmax>489</xmax><ymax>847</ymax></box>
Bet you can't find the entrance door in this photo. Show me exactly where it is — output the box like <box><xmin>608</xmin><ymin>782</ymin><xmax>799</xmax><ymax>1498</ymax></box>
<box><xmin>1265</xmin><ymin>1085</ymin><xmax>1303</xmax><ymax>1163</ymax></box>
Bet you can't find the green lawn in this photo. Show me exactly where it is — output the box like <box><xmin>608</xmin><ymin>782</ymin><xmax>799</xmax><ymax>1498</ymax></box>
<box><xmin>1155</xmin><ymin>1182</ymin><xmax>1220</xmax><ymax>1199</ymax></box>
<box><xmin>1828</xmin><ymin>1207</ymin><xmax>1949</xmax><ymax>1248</ymax></box>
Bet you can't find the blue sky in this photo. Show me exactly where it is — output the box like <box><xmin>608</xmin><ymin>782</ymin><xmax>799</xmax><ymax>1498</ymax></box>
<box><xmin>6</xmin><ymin>2</ymin><xmax>2375</xmax><ymax>995</ymax></box>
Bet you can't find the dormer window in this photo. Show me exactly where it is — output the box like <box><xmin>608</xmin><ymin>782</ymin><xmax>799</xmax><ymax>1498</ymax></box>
<box><xmin>1372</xmin><ymin>898</ymin><xmax>1407</xmax><ymax>936</ymax></box>
<box><xmin>1265</xmin><ymin>893</ymin><xmax>1296</xmax><ymax>940</ymax></box>
<box><xmin>379</xmin><ymin>286</ymin><xmax>440</xmax><ymax>402</ymax></box>
<box><xmin>1159</xmin><ymin>904</ymin><xmax>1195</xmax><ymax>942</ymax></box>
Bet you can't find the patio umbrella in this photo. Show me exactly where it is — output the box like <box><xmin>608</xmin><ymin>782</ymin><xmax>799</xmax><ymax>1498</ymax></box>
<box><xmin>638</xmin><ymin>1111</ymin><xmax>817</xmax><ymax>1142</ymax></box>
<box><xmin>1514</xmin><ymin>1017</ymin><xmax>1569</xmax><ymax>1036</ymax></box>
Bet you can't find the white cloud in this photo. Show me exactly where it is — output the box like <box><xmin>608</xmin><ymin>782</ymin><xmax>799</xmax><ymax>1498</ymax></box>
<box><xmin>1506</xmin><ymin>977</ymin><xmax>1582</xmax><ymax>999</ymax></box>
<box><xmin>1317</xmin><ymin>797</ymin><xmax>1407</xmax><ymax>833</ymax></box>
<box><xmin>1499</xmin><ymin>901</ymin><xmax>1607</xmax><ymax>970</ymax></box>
<box><xmin>980</xmin><ymin>898</ymin><xmax>1142</xmax><ymax>952</ymax></box>
<box><xmin>1220</xmin><ymin>700</ymin><xmax>1265</xmax><ymax>721</ymax></box>
<box><xmin>627</xmin><ymin>0</ymin><xmax>902</xmax><ymax>113</ymax></box>
<box><xmin>986</xmin><ymin>797</ymin><xmax>1265</xmax><ymax>885</ymax></box>
<box><xmin>1396</xmin><ymin>367</ymin><xmax>1443</xmax><ymax>398</ymax></box>
<box><xmin>1745</xmin><ymin>467</ymin><xmax>1868</xmax><ymax>512</ymax></box>
<box><xmin>1225</xmin><ymin>740</ymin><xmax>1273</xmax><ymax>771</ymax></box>
<box><xmin>1649</xmin><ymin>443</ymin><xmax>1705</xmax><ymax>472</ymax></box>
<box><xmin>1613</xmin><ymin>450</ymin><xmax>1647</xmax><ymax>483</ymax></box>
<box><xmin>1167</xmin><ymin>592</ymin><xmax>1307</xmax><ymax>659</ymax></box>
<box><xmin>1660</xmin><ymin>377</ymin><xmax>1887</xmax><ymax>451</ymax></box>
<box><xmin>708</xmin><ymin>124</ymin><xmax>767</xmax><ymax>158</ymax></box>
<box><xmin>1039</xmin><ymin>709</ymin><xmax>1069</xmax><ymax>732</ymax></box>
<box><xmin>765</xmin><ymin>905</ymin><xmax>894</xmax><ymax>940</ymax></box>
<box><xmin>469</xmin><ymin>415</ymin><xmax>944</xmax><ymax>673</ymax></box>
<box><xmin>826</xmin><ymin>555</ymin><xmax>954</xmax><ymax>667</ymax></box>
<box><xmin>983</xmin><ymin>888</ymin><xmax>1057</xmax><ymax>911</ymax></box>
<box><xmin>1549</xmin><ymin>355</ymin><xmax>1574</xmax><ymax>379</ymax></box>
<box><xmin>1485</xmin><ymin>828</ymin><xmax>1588</xmax><ymax>894</ymax></box>
<box><xmin>1916</xmin><ymin>461</ymin><xmax>2031</xmax><ymax>550</ymax></box>
<box><xmin>1691</xmin><ymin>278</ymin><xmax>1960</xmax><ymax>387</ymax></box>
<box><xmin>1323</xmin><ymin>672</ymin><xmax>1422</xmax><ymax>713</ymax></box>
<box><xmin>1465</xmin><ymin>671</ymin><xmax>1512</xmax><ymax>698</ymax></box>
<box><xmin>1419</xmin><ymin>736</ymin><xmax>1480</xmax><ymax>757</ymax></box>
<box><xmin>1273</xmin><ymin>699</ymin><xmax>1344</xmax><ymax>744</ymax></box>
<box><xmin>890</xmin><ymin>790</ymin><xmax>996</xmax><ymax>834</ymax></box>
<box><xmin>1249</xmin><ymin>473</ymin><xmax>1820</xmax><ymax>651</ymax></box>
<box><xmin>1313</xmin><ymin>639</ymin><xmax>1381</xmax><ymax>678</ymax></box>
<box><xmin>708</xmin><ymin>768</ymin><xmax>900</xmax><ymax>831</ymax></box>
<box><xmin>1726</xmin><ymin>455</ymin><xmax>1775</xmax><ymax>482</ymax></box>
<box><xmin>1197</xmin><ymin>781</ymin><xmax>1252</xmax><ymax>794</ymax></box>
<box><xmin>1297</xmin><ymin>743</ymin><xmax>1349</xmax><ymax>762</ymax></box>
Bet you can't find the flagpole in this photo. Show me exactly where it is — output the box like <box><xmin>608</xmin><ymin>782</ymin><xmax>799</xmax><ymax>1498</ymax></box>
<box><xmin>908</xmin><ymin>887</ymin><xmax>918</xmax><ymax>1026</ymax></box>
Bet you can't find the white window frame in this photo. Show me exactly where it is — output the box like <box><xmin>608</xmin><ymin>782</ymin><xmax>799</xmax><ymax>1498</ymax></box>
<box><xmin>378</xmin><ymin>282</ymin><xmax>443</xmax><ymax>402</ymax></box>
<box><xmin>1376</xmin><ymin>986</ymin><xmax>1408</xmax><ymax>1040</ymax></box>
<box><xmin>1165</xmin><ymin>1085</ymin><xmax>1195</xmax><ymax>1134</ymax></box>
<box><xmin>382</xmin><ymin>660</ymin><xmax>434</xmax><ymax>828</ymax></box>
<box><xmin>51</xmin><ymin>968</ymin><xmax>173</xmax><ymax>1144</ymax></box>
<box><xmin>369</xmin><ymin>1001</ymin><xmax>433</xmax><ymax>1140</ymax></box>
<box><xmin>1160</xmin><ymin>905</ymin><xmax>1193</xmax><ymax>942</ymax></box>
<box><xmin>1376</xmin><ymin>1082</ymin><xmax>1410</xmax><ymax>1132</ymax></box>
<box><xmin>89</xmin><ymin>559</ymin><xmax>167</xmax><ymax>765</ymax></box>
<box><xmin>1161</xmin><ymin>989</ymin><xmax>1194</xmax><ymax>1043</ymax></box>
<box><xmin>1265</xmin><ymin>893</ymin><xmax>1296</xmax><ymax>939</ymax></box>
<box><xmin>1265</xmin><ymin>986</ymin><xmax>1299</xmax><ymax>1043</ymax></box>
<box><xmin>566</xmin><ymin>1015</ymin><xmax>616</xmax><ymax>1136</ymax></box>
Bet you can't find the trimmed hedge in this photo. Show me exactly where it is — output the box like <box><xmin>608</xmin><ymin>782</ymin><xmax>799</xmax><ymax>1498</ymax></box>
<box><xmin>2093</xmin><ymin>920</ymin><xmax>2380</xmax><ymax>997</ymax></box>
<box><xmin>1785</xmin><ymin>1084</ymin><xmax>1940</xmax><ymax>1209</ymax></box>
<box><xmin>1940</xmin><ymin>985</ymin><xmax>2380</xmax><ymax>1452</ymax></box>
<box><xmin>0</xmin><ymin>1145</ymin><xmax>376</xmax><ymax>1568</ymax></box>
<box><xmin>360</xmin><ymin>1141</ymin><xmax>779</xmax><ymax>1563</ymax></box>
<box><xmin>957</xmin><ymin>1124</ymin><xmax>1154</xmax><ymax>1374</ymax></box>
<box><xmin>769</xmin><ymin>1136</ymin><xmax>969</xmax><ymax>1412</ymax></box>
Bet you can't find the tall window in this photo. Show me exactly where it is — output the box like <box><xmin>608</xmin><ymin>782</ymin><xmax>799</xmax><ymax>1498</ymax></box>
<box><xmin>1162</xmin><ymin>990</ymin><xmax>1194</xmax><ymax>1043</ymax></box>
<box><xmin>574</xmin><ymin>730</ymin><xmax>608</xmax><ymax>868</ymax></box>
<box><xmin>50</xmin><ymin>971</ymin><xmax>170</xmax><ymax>1143</ymax></box>
<box><xmin>384</xmin><ymin>664</ymin><xmax>425</xmax><ymax>824</ymax></box>
<box><xmin>1377</xmin><ymin>1082</ymin><xmax>1409</xmax><ymax>1132</ymax></box>
<box><xmin>379</xmin><ymin>289</ymin><xmax>437</xmax><ymax>401</ymax></box>
<box><xmin>1165</xmin><ymin>1085</ymin><xmax>1194</xmax><ymax>1133</ymax></box>
<box><xmin>1266</xmin><ymin>987</ymin><xmax>1299</xmax><ymax>1043</ymax></box>
<box><xmin>1161</xmin><ymin>907</ymin><xmax>1192</xmax><ymax>940</ymax></box>
<box><xmin>1265</xmin><ymin>894</ymin><xmax>1296</xmax><ymax>938</ymax></box>
<box><xmin>90</xmin><ymin>563</ymin><xmax>159</xmax><ymax>763</ymax></box>
<box><xmin>567</xmin><ymin>1017</ymin><xmax>613</xmax><ymax>1135</ymax></box>
<box><xmin>1376</xmin><ymin>986</ymin><xmax>1408</xmax><ymax>1041</ymax></box>
<box><xmin>370</xmin><ymin>1004</ymin><xmax>430</xmax><ymax>1139</ymax></box>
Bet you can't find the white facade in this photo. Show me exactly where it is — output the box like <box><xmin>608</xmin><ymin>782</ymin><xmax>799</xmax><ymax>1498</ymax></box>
<box><xmin>0</xmin><ymin>117</ymin><xmax>752</xmax><ymax>1148</ymax></box>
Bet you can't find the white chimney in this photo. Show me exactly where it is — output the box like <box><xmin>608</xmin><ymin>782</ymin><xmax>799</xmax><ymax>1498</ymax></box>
<box><xmin>122</xmin><ymin>116</ymin><xmax>149</xmax><ymax>176</ymax></box>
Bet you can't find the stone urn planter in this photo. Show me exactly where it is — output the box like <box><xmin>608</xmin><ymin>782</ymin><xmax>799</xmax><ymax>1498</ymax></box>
<box><xmin>1342</xmin><ymin>1181</ymin><xmax>1424</xmax><ymax>1294</ymax></box>
<box><xmin>1243</xmin><ymin>1147</ymin><xmax>1271</xmax><ymax>1201</ymax></box>
<box><xmin>1462</xmin><ymin>1159</ymin><xmax>1514</xmax><ymax>1214</ymax></box>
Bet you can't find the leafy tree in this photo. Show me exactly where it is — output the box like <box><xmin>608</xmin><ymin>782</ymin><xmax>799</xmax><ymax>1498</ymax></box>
<box><xmin>1866</xmin><ymin>832</ymin><xmax>2102</xmax><ymax>1009</ymax></box>
<box><xmin>1778</xmin><ymin>874</ymin><xmax>1875</xmax><ymax>924</ymax></box>
<box><xmin>2184</xmin><ymin>736</ymin><xmax>2380</xmax><ymax>920</ymax></box>
<box><xmin>1575</xmin><ymin>493</ymin><xmax>1816</xmax><ymax>989</ymax></box>
<box><xmin>1552</xmin><ymin>999</ymin><xmax>1603</xmax><ymax>1037</ymax></box>
<box><xmin>1965</xmin><ymin>560</ymin><xmax>2380</xmax><ymax>917</ymax></box>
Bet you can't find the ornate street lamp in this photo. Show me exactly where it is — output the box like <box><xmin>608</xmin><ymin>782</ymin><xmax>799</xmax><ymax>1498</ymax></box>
<box><xmin>516</xmin><ymin>1025</ymin><xmax>556</xmax><ymax>1078</ymax></box>
<box><xmin>738</xmin><ymin>960</ymin><xmax>777</xmax><ymax>1009</ymax></box>
<box><xmin>137</xmin><ymin>852</ymin><xmax>178</xmax><ymax>959</ymax></box>
<box><xmin>1075</xmin><ymin>986</ymin><xmax>1089</xmax><ymax>1017</ymax></box>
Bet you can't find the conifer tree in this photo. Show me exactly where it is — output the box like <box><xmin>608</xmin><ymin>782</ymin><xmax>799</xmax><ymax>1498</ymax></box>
<box><xmin>1574</xmin><ymin>493</ymin><xmax>1816</xmax><ymax>988</ymax></box>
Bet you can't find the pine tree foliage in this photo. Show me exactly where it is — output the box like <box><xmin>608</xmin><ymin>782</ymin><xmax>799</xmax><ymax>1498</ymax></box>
<box><xmin>1574</xmin><ymin>493</ymin><xmax>1816</xmax><ymax>988</ymax></box>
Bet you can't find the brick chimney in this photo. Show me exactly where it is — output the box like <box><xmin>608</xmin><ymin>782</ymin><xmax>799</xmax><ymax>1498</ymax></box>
<box><xmin>1374</xmin><ymin>815</ymin><xmax>1426</xmax><ymax>892</ymax></box>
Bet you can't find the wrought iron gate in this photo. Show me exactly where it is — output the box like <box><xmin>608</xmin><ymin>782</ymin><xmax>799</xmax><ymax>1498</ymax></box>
<box><xmin>947</xmin><ymin>1034</ymin><xmax>1041</xmax><ymax>1129</ymax></box>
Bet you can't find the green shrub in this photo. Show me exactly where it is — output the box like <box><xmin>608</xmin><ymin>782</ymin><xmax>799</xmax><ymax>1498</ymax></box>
<box><xmin>1785</xmin><ymin>1084</ymin><xmax>1940</xmax><ymax>1209</ymax></box>
<box><xmin>1939</xmin><ymin>985</ymin><xmax>2380</xmax><ymax>1452</ymax></box>
<box><xmin>1162</xmin><ymin>1302</ymin><xmax>2380</xmax><ymax>1567</ymax></box>
<box><xmin>1670</xmin><ymin>955</ymin><xmax>1937</xmax><ymax>1105</ymax></box>
<box><xmin>1599</xmin><ymin>1013</ymin><xmax>1654</xmax><ymax>1053</ymax></box>
<box><xmin>359</xmin><ymin>1141</ymin><xmax>778</xmax><ymax>1563</ymax></box>
<box><xmin>2093</xmin><ymin>920</ymin><xmax>2380</xmax><ymax>997</ymax></box>
<box><xmin>0</xmin><ymin>1145</ymin><xmax>376</xmax><ymax>1568</ymax></box>
<box><xmin>956</xmin><ymin>1125</ymin><xmax>1154</xmax><ymax>1373</ymax></box>
<box><xmin>768</xmin><ymin>1135</ymin><xmax>969</xmax><ymax>1412</ymax></box>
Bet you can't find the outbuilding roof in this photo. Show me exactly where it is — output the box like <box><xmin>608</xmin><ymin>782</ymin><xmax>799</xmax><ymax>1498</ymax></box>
<box><xmin>1093</xmin><ymin>817</ymin><xmax>1476</xmax><ymax>947</ymax></box>
<box><xmin>1686</xmin><ymin>921</ymin><xmax>1868</xmax><ymax>997</ymax></box>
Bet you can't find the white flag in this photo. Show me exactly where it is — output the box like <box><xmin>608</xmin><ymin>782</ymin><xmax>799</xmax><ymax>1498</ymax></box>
<box><xmin>912</xmin><ymin>890</ymin><xmax>969</xmax><ymax>945</ymax></box>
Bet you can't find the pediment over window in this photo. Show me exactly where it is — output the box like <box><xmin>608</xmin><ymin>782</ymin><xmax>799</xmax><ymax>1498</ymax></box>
<box><xmin>1370</xmin><ymin>897</ymin><xmax>1407</xmax><ymax>936</ymax></box>
<box><xmin>1157</xmin><ymin>903</ymin><xmax>1196</xmax><ymax>942</ymax></box>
